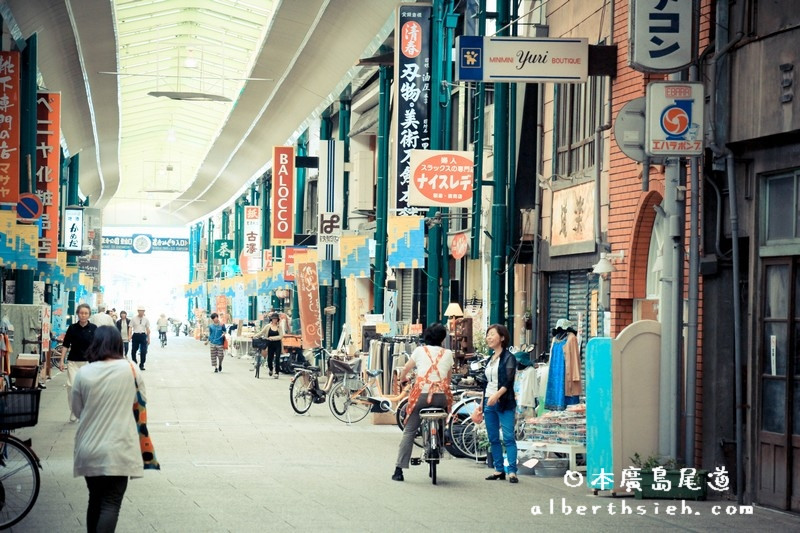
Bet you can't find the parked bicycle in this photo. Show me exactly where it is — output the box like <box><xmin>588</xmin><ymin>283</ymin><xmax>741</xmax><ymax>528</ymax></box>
<box><xmin>328</xmin><ymin>367</ymin><xmax>414</xmax><ymax>424</ymax></box>
<box><xmin>0</xmin><ymin>388</ymin><xmax>43</xmax><ymax>529</ymax></box>
<box><xmin>288</xmin><ymin>349</ymin><xmax>364</xmax><ymax>415</ymax></box>
<box><xmin>409</xmin><ymin>406</ymin><xmax>449</xmax><ymax>485</ymax></box>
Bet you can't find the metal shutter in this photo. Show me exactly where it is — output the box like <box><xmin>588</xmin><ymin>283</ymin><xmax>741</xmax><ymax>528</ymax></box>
<box><xmin>399</xmin><ymin>268</ymin><xmax>414</xmax><ymax>324</ymax></box>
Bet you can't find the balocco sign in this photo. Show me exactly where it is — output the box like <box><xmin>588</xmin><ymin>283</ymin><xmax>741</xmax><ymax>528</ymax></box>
<box><xmin>455</xmin><ymin>35</ymin><xmax>588</xmax><ymax>83</ymax></box>
<box><xmin>271</xmin><ymin>145</ymin><xmax>294</xmax><ymax>246</ymax></box>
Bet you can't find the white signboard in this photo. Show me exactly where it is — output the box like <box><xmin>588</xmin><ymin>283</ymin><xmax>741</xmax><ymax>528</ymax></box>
<box><xmin>629</xmin><ymin>0</ymin><xmax>693</xmax><ymax>72</ymax></box>
<box><xmin>645</xmin><ymin>82</ymin><xmax>704</xmax><ymax>156</ymax></box>
<box><xmin>62</xmin><ymin>207</ymin><xmax>83</xmax><ymax>251</ymax></box>
<box><xmin>243</xmin><ymin>206</ymin><xmax>261</xmax><ymax>273</ymax></box>
<box><xmin>456</xmin><ymin>35</ymin><xmax>588</xmax><ymax>83</ymax></box>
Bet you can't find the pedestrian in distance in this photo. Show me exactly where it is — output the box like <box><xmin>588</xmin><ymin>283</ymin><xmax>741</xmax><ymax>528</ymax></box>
<box><xmin>71</xmin><ymin>325</ymin><xmax>145</xmax><ymax>533</ymax></box>
<box><xmin>474</xmin><ymin>323</ymin><xmax>519</xmax><ymax>484</ymax></box>
<box><xmin>392</xmin><ymin>322</ymin><xmax>454</xmax><ymax>482</ymax></box>
<box><xmin>130</xmin><ymin>306</ymin><xmax>151</xmax><ymax>371</ymax></box>
<box><xmin>205</xmin><ymin>312</ymin><xmax>226</xmax><ymax>373</ymax></box>
<box><xmin>60</xmin><ymin>303</ymin><xmax>97</xmax><ymax>423</ymax></box>
<box><xmin>254</xmin><ymin>313</ymin><xmax>283</xmax><ymax>379</ymax></box>
<box><xmin>116</xmin><ymin>310</ymin><xmax>131</xmax><ymax>356</ymax></box>
<box><xmin>89</xmin><ymin>303</ymin><xmax>115</xmax><ymax>327</ymax></box>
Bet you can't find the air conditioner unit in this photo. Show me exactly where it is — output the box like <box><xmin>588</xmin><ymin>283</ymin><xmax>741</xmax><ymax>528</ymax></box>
<box><xmin>351</xmin><ymin>150</ymin><xmax>375</xmax><ymax>211</ymax></box>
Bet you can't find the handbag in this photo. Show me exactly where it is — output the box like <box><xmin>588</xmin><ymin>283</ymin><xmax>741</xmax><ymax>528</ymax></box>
<box><xmin>129</xmin><ymin>363</ymin><xmax>160</xmax><ymax>470</ymax></box>
<box><xmin>223</xmin><ymin>335</ymin><xmax>229</xmax><ymax>350</ymax></box>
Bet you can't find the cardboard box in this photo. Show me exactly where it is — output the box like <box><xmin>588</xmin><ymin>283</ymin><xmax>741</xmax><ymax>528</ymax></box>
<box><xmin>12</xmin><ymin>354</ymin><xmax>40</xmax><ymax>388</ymax></box>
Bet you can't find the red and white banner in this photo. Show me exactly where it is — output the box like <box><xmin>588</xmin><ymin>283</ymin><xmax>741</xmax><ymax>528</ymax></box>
<box><xmin>296</xmin><ymin>261</ymin><xmax>323</xmax><ymax>349</ymax></box>
<box><xmin>243</xmin><ymin>206</ymin><xmax>261</xmax><ymax>273</ymax></box>
<box><xmin>409</xmin><ymin>149</ymin><xmax>474</xmax><ymax>208</ymax></box>
<box><xmin>283</xmin><ymin>246</ymin><xmax>302</xmax><ymax>282</ymax></box>
<box><xmin>36</xmin><ymin>92</ymin><xmax>61</xmax><ymax>261</ymax></box>
<box><xmin>271</xmin><ymin>146</ymin><xmax>294</xmax><ymax>246</ymax></box>
<box><xmin>0</xmin><ymin>52</ymin><xmax>21</xmax><ymax>207</ymax></box>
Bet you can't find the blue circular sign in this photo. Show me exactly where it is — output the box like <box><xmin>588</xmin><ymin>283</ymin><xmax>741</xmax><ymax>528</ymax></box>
<box><xmin>16</xmin><ymin>193</ymin><xmax>43</xmax><ymax>221</ymax></box>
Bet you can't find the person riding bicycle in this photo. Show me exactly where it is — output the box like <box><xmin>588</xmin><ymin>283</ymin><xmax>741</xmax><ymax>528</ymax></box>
<box><xmin>392</xmin><ymin>323</ymin><xmax>454</xmax><ymax>482</ymax></box>
<box><xmin>156</xmin><ymin>314</ymin><xmax>169</xmax><ymax>346</ymax></box>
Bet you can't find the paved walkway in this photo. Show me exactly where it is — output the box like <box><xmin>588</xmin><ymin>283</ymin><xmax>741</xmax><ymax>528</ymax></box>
<box><xmin>11</xmin><ymin>334</ymin><xmax>800</xmax><ymax>532</ymax></box>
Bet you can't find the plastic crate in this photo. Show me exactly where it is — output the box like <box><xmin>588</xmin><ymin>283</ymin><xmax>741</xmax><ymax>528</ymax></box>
<box><xmin>0</xmin><ymin>389</ymin><xmax>42</xmax><ymax>429</ymax></box>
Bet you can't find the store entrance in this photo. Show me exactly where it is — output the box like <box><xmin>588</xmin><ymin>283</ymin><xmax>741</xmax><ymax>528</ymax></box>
<box><xmin>757</xmin><ymin>258</ymin><xmax>800</xmax><ymax>511</ymax></box>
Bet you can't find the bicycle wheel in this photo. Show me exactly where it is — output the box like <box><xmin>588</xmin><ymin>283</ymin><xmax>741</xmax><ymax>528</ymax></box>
<box><xmin>289</xmin><ymin>372</ymin><xmax>314</xmax><ymax>414</ymax></box>
<box><xmin>328</xmin><ymin>381</ymin><xmax>372</xmax><ymax>423</ymax></box>
<box><xmin>0</xmin><ymin>437</ymin><xmax>40</xmax><ymax>529</ymax></box>
<box><xmin>395</xmin><ymin>398</ymin><xmax>408</xmax><ymax>430</ymax></box>
<box><xmin>429</xmin><ymin>460</ymin><xmax>437</xmax><ymax>485</ymax></box>
<box><xmin>447</xmin><ymin>396</ymin><xmax>485</xmax><ymax>460</ymax></box>
<box><xmin>457</xmin><ymin>419</ymin><xmax>487</xmax><ymax>461</ymax></box>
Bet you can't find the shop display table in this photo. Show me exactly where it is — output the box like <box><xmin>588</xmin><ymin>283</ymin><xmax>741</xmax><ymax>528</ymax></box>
<box><xmin>231</xmin><ymin>336</ymin><xmax>253</xmax><ymax>358</ymax></box>
<box><xmin>527</xmin><ymin>442</ymin><xmax>586</xmax><ymax>472</ymax></box>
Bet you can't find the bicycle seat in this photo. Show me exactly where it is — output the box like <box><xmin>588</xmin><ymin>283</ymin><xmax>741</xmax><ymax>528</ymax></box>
<box><xmin>419</xmin><ymin>407</ymin><xmax>448</xmax><ymax>420</ymax></box>
<box><xmin>365</xmin><ymin>368</ymin><xmax>383</xmax><ymax>378</ymax></box>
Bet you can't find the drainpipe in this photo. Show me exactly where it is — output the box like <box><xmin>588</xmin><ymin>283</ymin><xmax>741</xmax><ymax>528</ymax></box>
<box><xmin>373</xmin><ymin>65</ymin><xmax>392</xmax><ymax>313</ymax></box>
<box><xmin>706</xmin><ymin>0</ymin><xmax>745</xmax><ymax>504</ymax></box>
<box><xmin>489</xmin><ymin>0</ymin><xmax>510</xmax><ymax>326</ymax></box>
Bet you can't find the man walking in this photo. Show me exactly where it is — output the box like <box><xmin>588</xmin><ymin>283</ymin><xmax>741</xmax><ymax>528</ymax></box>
<box><xmin>59</xmin><ymin>303</ymin><xmax>97</xmax><ymax>422</ymax></box>
<box><xmin>90</xmin><ymin>303</ymin><xmax>115</xmax><ymax>327</ymax></box>
<box><xmin>130</xmin><ymin>305</ymin><xmax>151</xmax><ymax>370</ymax></box>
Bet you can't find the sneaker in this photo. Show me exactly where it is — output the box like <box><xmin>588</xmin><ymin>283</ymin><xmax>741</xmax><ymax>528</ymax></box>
<box><xmin>69</xmin><ymin>414</ymin><xmax>78</xmax><ymax>423</ymax></box>
<box><xmin>214</xmin><ymin>368</ymin><xmax>219</xmax><ymax>373</ymax></box>
<box><xmin>268</xmin><ymin>370</ymin><xmax>273</xmax><ymax>376</ymax></box>
<box><xmin>392</xmin><ymin>468</ymin><xmax>404</xmax><ymax>482</ymax></box>
<box><xmin>274</xmin><ymin>373</ymin><xmax>278</xmax><ymax>379</ymax></box>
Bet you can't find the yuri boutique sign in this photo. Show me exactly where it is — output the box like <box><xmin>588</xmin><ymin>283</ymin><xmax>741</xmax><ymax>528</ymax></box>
<box><xmin>409</xmin><ymin>150</ymin><xmax>473</xmax><ymax>208</ymax></box>
<box><xmin>271</xmin><ymin>146</ymin><xmax>294</xmax><ymax>246</ymax></box>
<box><xmin>629</xmin><ymin>0</ymin><xmax>694</xmax><ymax>73</ymax></box>
<box><xmin>455</xmin><ymin>36</ymin><xmax>588</xmax><ymax>83</ymax></box>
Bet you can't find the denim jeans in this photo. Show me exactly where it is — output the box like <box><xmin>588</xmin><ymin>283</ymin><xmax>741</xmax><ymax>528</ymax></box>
<box><xmin>483</xmin><ymin>401</ymin><xmax>518</xmax><ymax>474</ymax></box>
<box><xmin>85</xmin><ymin>476</ymin><xmax>128</xmax><ymax>532</ymax></box>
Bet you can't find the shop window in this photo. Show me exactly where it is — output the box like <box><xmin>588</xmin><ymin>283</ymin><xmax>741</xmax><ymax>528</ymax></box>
<box><xmin>761</xmin><ymin>171</ymin><xmax>800</xmax><ymax>255</ymax></box>
<box><xmin>554</xmin><ymin>74</ymin><xmax>603</xmax><ymax>177</ymax></box>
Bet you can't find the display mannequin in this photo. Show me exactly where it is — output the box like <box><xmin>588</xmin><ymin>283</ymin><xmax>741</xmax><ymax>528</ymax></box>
<box><xmin>544</xmin><ymin>318</ymin><xmax>582</xmax><ymax>410</ymax></box>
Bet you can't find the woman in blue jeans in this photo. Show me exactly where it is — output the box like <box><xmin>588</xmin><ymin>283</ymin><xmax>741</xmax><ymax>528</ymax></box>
<box><xmin>475</xmin><ymin>323</ymin><xmax>519</xmax><ymax>483</ymax></box>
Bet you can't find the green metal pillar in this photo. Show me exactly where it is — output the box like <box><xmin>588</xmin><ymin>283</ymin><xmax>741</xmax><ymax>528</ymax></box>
<box><xmin>335</xmin><ymin>96</ymin><xmax>351</xmax><ymax>343</ymax></box>
<box><xmin>206</xmin><ymin>218</ymin><xmax>214</xmax><ymax>284</ymax></box>
<box><xmin>470</xmin><ymin>1</ymin><xmax>487</xmax><ymax>260</ymax></box>
<box><xmin>295</xmin><ymin>130</ymin><xmax>309</xmax><ymax>232</ymax></box>
<box><xmin>233</xmin><ymin>199</ymin><xmax>244</xmax><ymax>262</ymax></box>
<box><xmin>426</xmin><ymin>0</ymin><xmax>446</xmax><ymax>323</ymax></box>
<box><xmin>373</xmin><ymin>65</ymin><xmax>392</xmax><ymax>313</ymax></box>
<box><xmin>440</xmin><ymin>0</ymin><xmax>456</xmax><ymax>310</ymax></box>
<box><xmin>489</xmin><ymin>0</ymin><xmax>510</xmax><ymax>326</ymax></box>
<box><xmin>505</xmin><ymin>1</ymin><xmax>520</xmax><ymax>338</ymax></box>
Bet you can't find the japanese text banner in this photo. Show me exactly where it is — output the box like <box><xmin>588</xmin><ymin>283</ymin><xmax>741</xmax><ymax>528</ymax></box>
<box><xmin>0</xmin><ymin>51</ymin><xmax>21</xmax><ymax>207</ymax></box>
<box><xmin>36</xmin><ymin>92</ymin><xmax>61</xmax><ymax>261</ymax></box>
<box><xmin>271</xmin><ymin>146</ymin><xmax>295</xmax><ymax>245</ymax></box>
<box><xmin>296</xmin><ymin>262</ymin><xmax>323</xmax><ymax>349</ymax></box>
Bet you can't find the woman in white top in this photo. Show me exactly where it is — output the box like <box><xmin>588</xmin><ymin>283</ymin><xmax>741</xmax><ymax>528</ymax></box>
<box><xmin>392</xmin><ymin>323</ymin><xmax>454</xmax><ymax>482</ymax></box>
<box><xmin>72</xmin><ymin>325</ymin><xmax>144</xmax><ymax>531</ymax></box>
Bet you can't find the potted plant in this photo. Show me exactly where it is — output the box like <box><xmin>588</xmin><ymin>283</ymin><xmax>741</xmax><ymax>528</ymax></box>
<box><xmin>629</xmin><ymin>453</ymin><xmax>708</xmax><ymax>501</ymax></box>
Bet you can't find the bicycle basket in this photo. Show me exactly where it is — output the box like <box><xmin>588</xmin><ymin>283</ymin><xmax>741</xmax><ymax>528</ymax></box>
<box><xmin>0</xmin><ymin>389</ymin><xmax>42</xmax><ymax>430</ymax></box>
<box><xmin>328</xmin><ymin>357</ymin><xmax>362</xmax><ymax>377</ymax></box>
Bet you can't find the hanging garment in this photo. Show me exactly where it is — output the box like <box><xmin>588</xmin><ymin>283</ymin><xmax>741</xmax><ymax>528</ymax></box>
<box><xmin>544</xmin><ymin>336</ymin><xmax>580</xmax><ymax>411</ymax></box>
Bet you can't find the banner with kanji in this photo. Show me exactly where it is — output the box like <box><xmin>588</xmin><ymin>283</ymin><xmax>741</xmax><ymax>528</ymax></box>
<box><xmin>296</xmin><ymin>262</ymin><xmax>323</xmax><ymax>349</ymax></box>
<box><xmin>0</xmin><ymin>51</ymin><xmax>21</xmax><ymax>207</ymax></box>
<box><xmin>36</xmin><ymin>92</ymin><xmax>61</xmax><ymax>261</ymax></box>
<box><xmin>243</xmin><ymin>206</ymin><xmax>261</xmax><ymax>273</ymax></box>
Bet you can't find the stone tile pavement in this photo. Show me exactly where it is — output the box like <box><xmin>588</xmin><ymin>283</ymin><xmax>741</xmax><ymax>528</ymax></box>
<box><xmin>9</xmin><ymin>334</ymin><xmax>800</xmax><ymax>532</ymax></box>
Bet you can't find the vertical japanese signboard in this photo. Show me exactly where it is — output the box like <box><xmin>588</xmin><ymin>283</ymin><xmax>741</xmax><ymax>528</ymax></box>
<box><xmin>0</xmin><ymin>51</ymin><xmax>20</xmax><ymax>207</ymax></box>
<box><xmin>296</xmin><ymin>261</ymin><xmax>323</xmax><ymax>349</ymax></box>
<box><xmin>394</xmin><ymin>3</ymin><xmax>432</xmax><ymax>215</ymax></box>
<box><xmin>645</xmin><ymin>82</ymin><xmax>704</xmax><ymax>156</ymax></box>
<box><xmin>317</xmin><ymin>139</ymin><xmax>344</xmax><ymax>257</ymax></box>
<box><xmin>36</xmin><ymin>92</ymin><xmax>61</xmax><ymax>262</ymax></box>
<box><xmin>243</xmin><ymin>206</ymin><xmax>261</xmax><ymax>273</ymax></box>
<box><xmin>62</xmin><ymin>207</ymin><xmax>84</xmax><ymax>251</ymax></box>
<box><xmin>629</xmin><ymin>0</ymin><xmax>693</xmax><ymax>73</ymax></box>
<box><xmin>271</xmin><ymin>146</ymin><xmax>294</xmax><ymax>245</ymax></box>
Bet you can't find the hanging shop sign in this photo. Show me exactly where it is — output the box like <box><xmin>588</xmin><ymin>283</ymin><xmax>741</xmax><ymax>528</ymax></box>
<box><xmin>271</xmin><ymin>145</ymin><xmax>295</xmax><ymax>245</ymax></box>
<box><xmin>455</xmin><ymin>35</ymin><xmax>588</xmax><ymax>83</ymax></box>
<box><xmin>645</xmin><ymin>82</ymin><xmax>704</xmax><ymax>156</ymax></box>
<box><xmin>36</xmin><ymin>92</ymin><xmax>61</xmax><ymax>262</ymax></box>
<box><xmin>62</xmin><ymin>207</ymin><xmax>84</xmax><ymax>251</ymax></box>
<box><xmin>549</xmin><ymin>181</ymin><xmax>596</xmax><ymax>256</ymax></box>
<box><xmin>629</xmin><ymin>0</ymin><xmax>694</xmax><ymax>73</ymax></box>
<box><xmin>449</xmin><ymin>231</ymin><xmax>469</xmax><ymax>260</ymax></box>
<box><xmin>0</xmin><ymin>51</ymin><xmax>21</xmax><ymax>207</ymax></box>
<box><xmin>409</xmin><ymin>150</ymin><xmax>473</xmax><ymax>208</ymax></box>
<box><xmin>387</xmin><ymin>215</ymin><xmax>425</xmax><ymax>268</ymax></box>
<box><xmin>243</xmin><ymin>206</ymin><xmax>261</xmax><ymax>273</ymax></box>
<box><xmin>213</xmin><ymin>239</ymin><xmax>234</xmax><ymax>260</ymax></box>
<box><xmin>394</xmin><ymin>3</ymin><xmax>432</xmax><ymax>216</ymax></box>
<box><xmin>317</xmin><ymin>139</ymin><xmax>344</xmax><ymax>255</ymax></box>
<box><xmin>102</xmin><ymin>235</ymin><xmax>189</xmax><ymax>252</ymax></box>
<box><xmin>296</xmin><ymin>261</ymin><xmax>323</xmax><ymax>349</ymax></box>
<box><xmin>340</xmin><ymin>233</ymin><xmax>371</xmax><ymax>278</ymax></box>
